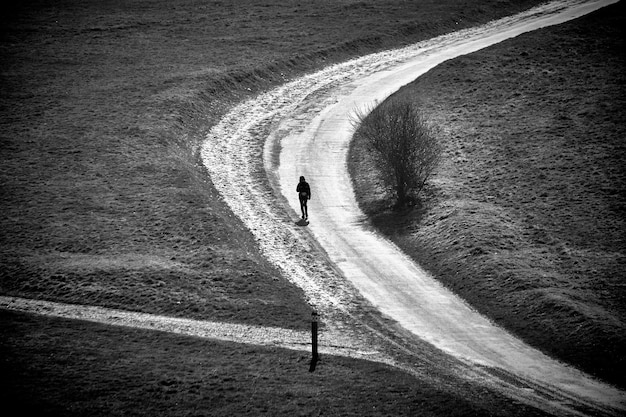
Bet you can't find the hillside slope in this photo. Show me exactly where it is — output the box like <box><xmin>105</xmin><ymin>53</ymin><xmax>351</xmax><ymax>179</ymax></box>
<box><xmin>1</xmin><ymin>0</ymin><xmax>546</xmax><ymax>329</ymax></box>
<box><xmin>350</xmin><ymin>1</ymin><xmax>626</xmax><ymax>388</ymax></box>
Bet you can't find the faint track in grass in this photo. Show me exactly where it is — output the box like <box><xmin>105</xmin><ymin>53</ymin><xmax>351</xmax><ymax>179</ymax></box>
<box><xmin>0</xmin><ymin>296</ymin><xmax>387</xmax><ymax>362</ymax></box>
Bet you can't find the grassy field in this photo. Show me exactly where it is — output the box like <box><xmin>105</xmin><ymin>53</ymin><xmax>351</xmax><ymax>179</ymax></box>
<box><xmin>2</xmin><ymin>0</ymin><xmax>615</xmax><ymax>414</ymax></box>
<box><xmin>1</xmin><ymin>0</ymin><xmax>546</xmax><ymax>329</ymax></box>
<box><xmin>350</xmin><ymin>1</ymin><xmax>626</xmax><ymax>390</ymax></box>
<box><xmin>1</xmin><ymin>309</ymin><xmax>554</xmax><ymax>417</ymax></box>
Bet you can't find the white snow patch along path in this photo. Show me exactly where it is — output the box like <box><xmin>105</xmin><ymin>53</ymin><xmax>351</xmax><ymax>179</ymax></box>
<box><xmin>0</xmin><ymin>296</ymin><xmax>384</xmax><ymax>361</ymax></box>
<box><xmin>202</xmin><ymin>0</ymin><xmax>625</xmax><ymax>415</ymax></box>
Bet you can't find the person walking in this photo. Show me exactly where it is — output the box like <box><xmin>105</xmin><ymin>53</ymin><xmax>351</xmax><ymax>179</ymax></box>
<box><xmin>296</xmin><ymin>176</ymin><xmax>311</xmax><ymax>220</ymax></box>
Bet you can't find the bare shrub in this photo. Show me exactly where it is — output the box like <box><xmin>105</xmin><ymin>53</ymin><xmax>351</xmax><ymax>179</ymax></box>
<box><xmin>352</xmin><ymin>99</ymin><xmax>442</xmax><ymax>207</ymax></box>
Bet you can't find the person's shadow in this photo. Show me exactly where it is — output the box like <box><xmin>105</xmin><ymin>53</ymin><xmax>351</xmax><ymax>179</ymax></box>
<box><xmin>296</xmin><ymin>219</ymin><xmax>309</xmax><ymax>227</ymax></box>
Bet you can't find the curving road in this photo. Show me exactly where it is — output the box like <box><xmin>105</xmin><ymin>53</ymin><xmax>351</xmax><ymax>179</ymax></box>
<box><xmin>274</xmin><ymin>0</ymin><xmax>625</xmax><ymax>415</ymax></box>
<box><xmin>203</xmin><ymin>1</ymin><xmax>625</xmax><ymax>415</ymax></box>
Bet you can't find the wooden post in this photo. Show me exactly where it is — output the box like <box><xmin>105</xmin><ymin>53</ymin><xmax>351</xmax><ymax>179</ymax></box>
<box><xmin>309</xmin><ymin>311</ymin><xmax>319</xmax><ymax>372</ymax></box>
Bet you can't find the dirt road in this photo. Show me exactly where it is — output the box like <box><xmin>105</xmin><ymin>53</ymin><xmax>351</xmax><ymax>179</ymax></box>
<box><xmin>203</xmin><ymin>0</ymin><xmax>624</xmax><ymax>414</ymax></box>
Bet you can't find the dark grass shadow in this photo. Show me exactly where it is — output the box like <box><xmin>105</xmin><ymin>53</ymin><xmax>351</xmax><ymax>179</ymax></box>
<box><xmin>369</xmin><ymin>200</ymin><xmax>426</xmax><ymax>236</ymax></box>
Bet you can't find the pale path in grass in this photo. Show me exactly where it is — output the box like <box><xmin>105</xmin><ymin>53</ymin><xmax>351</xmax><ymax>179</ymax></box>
<box><xmin>202</xmin><ymin>1</ymin><xmax>625</xmax><ymax>415</ymax></box>
<box><xmin>0</xmin><ymin>296</ymin><xmax>385</xmax><ymax>361</ymax></box>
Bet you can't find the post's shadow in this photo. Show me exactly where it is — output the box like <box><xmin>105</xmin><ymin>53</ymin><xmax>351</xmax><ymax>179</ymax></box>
<box><xmin>296</xmin><ymin>219</ymin><xmax>309</xmax><ymax>227</ymax></box>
